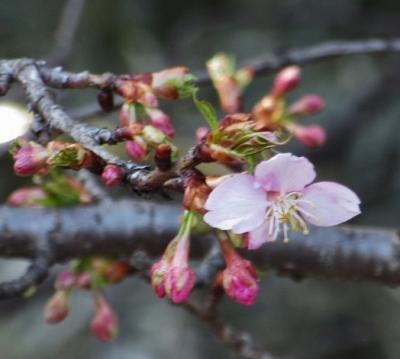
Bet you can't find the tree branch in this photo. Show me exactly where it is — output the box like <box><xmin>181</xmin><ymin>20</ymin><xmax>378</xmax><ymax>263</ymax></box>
<box><xmin>1</xmin><ymin>200</ymin><xmax>400</xmax><ymax>287</ymax></box>
<box><xmin>47</xmin><ymin>0</ymin><xmax>87</xmax><ymax>66</ymax></box>
<box><xmin>68</xmin><ymin>38</ymin><xmax>400</xmax><ymax>120</ymax></box>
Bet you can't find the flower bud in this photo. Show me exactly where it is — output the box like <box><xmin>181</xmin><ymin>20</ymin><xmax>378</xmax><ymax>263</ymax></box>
<box><xmin>119</xmin><ymin>103</ymin><xmax>137</xmax><ymax>127</ymax></box>
<box><xmin>104</xmin><ymin>261</ymin><xmax>130</xmax><ymax>283</ymax></box>
<box><xmin>7</xmin><ymin>187</ymin><xmax>47</xmax><ymax>207</ymax></box>
<box><xmin>292</xmin><ymin>124</ymin><xmax>326</xmax><ymax>148</ymax></box>
<box><xmin>222</xmin><ymin>257</ymin><xmax>259</xmax><ymax>306</ymax></box>
<box><xmin>55</xmin><ymin>271</ymin><xmax>76</xmax><ymax>291</ymax></box>
<box><xmin>219</xmin><ymin>238</ymin><xmax>259</xmax><ymax>306</ymax></box>
<box><xmin>195</xmin><ymin>127</ymin><xmax>209</xmax><ymax>142</ymax></box>
<box><xmin>289</xmin><ymin>95</ymin><xmax>325</xmax><ymax>116</ymax></box>
<box><xmin>207</xmin><ymin>53</ymin><xmax>241</xmax><ymax>113</ymax></box>
<box><xmin>142</xmin><ymin>125</ymin><xmax>166</xmax><ymax>147</ymax></box>
<box><xmin>126</xmin><ymin>137</ymin><xmax>148</xmax><ymax>161</ymax></box>
<box><xmin>252</xmin><ymin>95</ymin><xmax>281</xmax><ymax>131</ymax></box>
<box><xmin>90</xmin><ymin>295</ymin><xmax>118</xmax><ymax>342</ymax></box>
<box><xmin>76</xmin><ymin>272</ymin><xmax>91</xmax><ymax>289</ymax></box>
<box><xmin>150</xmin><ymin>258</ymin><xmax>169</xmax><ymax>298</ymax></box>
<box><xmin>183</xmin><ymin>173</ymin><xmax>211</xmax><ymax>213</ymax></box>
<box><xmin>164</xmin><ymin>229</ymin><xmax>195</xmax><ymax>303</ymax></box>
<box><xmin>44</xmin><ymin>290</ymin><xmax>70</xmax><ymax>324</ymax></box>
<box><xmin>152</xmin><ymin>67</ymin><xmax>189</xmax><ymax>99</ymax></box>
<box><xmin>272</xmin><ymin>66</ymin><xmax>301</xmax><ymax>97</ymax></box>
<box><xmin>146</xmin><ymin>108</ymin><xmax>175</xmax><ymax>138</ymax></box>
<box><xmin>155</xmin><ymin>144</ymin><xmax>173</xmax><ymax>171</ymax></box>
<box><xmin>164</xmin><ymin>265</ymin><xmax>196</xmax><ymax>304</ymax></box>
<box><xmin>97</xmin><ymin>88</ymin><xmax>114</xmax><ymax>113</ymax></box>
<box><xmin>13</xmin><ymin>145</ymin><xmax>48</xmax><ymax>176</ymax></box>
<box><xmin>101</xmin><ymin>165</ymin><xmax>124</xmax><ymax>187</ymax></box>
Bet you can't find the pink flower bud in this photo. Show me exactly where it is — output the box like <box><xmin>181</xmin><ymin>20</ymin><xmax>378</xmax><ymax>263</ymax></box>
<box><xmin>164</xmin><ymin>232</ymin><xmax>195</xmax><ymax>303</ymax></box>
<box><xmin>90</xmin><ymin>296</ymin><xmax>118</xmax><ymax>342</ymax></box>
<box><xmin>142</xmin><ymin>125</ymin><xmax>167</xmax><ymax>147</ymax></box>
<box><xmin>55</xmin><ymin>271</ymin><xmax>76</xmax><ymax>291</ymax></box>
<box><xmin>7</xmin><ymin>187</ymin><xmax>46</xmax><ymax>207</ymax></box>
<box><xmin>76</xmin><ymin>272</ymin><xmax>91</xmax><ymax>289</ymax></box>
<box><xmin>289</xmin><ymin>95</ymin><xmax>325</xmax><ymax>116</ymax></box>
<box><xmin>165</xmin><ymin>265</ymin><xmax>196</xmax><ymax>304</ymax></box>
<box><xmin>292</xmin><ymin>124</ymin><xmax>327</xmax><ymax>148</ymax></box>
<box><xmin>126</xmin><ymin>137</ymin><xmax>148</xmax><ymax>161</ymax></box>
<box><xmin>101</xmin><ymin>165</ymin><xmax>124</xmax><ymax>187</ymax></box>
<box><xmin>146</xmin><ymin>108</ymin><xmax>175</xmax><ymax>138</ymax></box>
<box><xmin>152</xmin><ymin>67</ymin><xmax>188</xmax><ymax>99</ymax></box>
<box><xmin>150</xmin><ymin>258</ymin><xmax>169</xmax><ymax>298</ymax></box>
<box><xmin>44</xmin><ymin>290</ymin><xmax>70</xmax><ymax>324</ymax></box>
<box><xmin>119</xmin><ymin>103</ymin><xmax>137</xmax><ymax>127</ymax></box>
<box><xmin>222</xmin><ymin>257</ymin><xmax>259</xmax><ymax>306</ymax></box>
<box><xmin>13</xmin><ymin>145</ymin><xmax>48</xmax><ymax>176</ymax></box>
<box><xmin>272</xmin><ymin>66</ymin><xmax>301</xmax><ymax>97</ymax></box>
<box><xmin>195</xmin><ymin>127</ymin><xmax>209</xmax><ymax>142</ymax></box>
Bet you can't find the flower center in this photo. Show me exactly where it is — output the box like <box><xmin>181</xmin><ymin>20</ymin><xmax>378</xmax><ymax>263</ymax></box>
<box><xmin>265</xmin><ymin>192</ymin><xmax>318</xmax><ymax>242</ymax></box>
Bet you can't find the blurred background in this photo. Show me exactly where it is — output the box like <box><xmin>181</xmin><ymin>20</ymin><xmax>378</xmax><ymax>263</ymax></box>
<box><xmin>1</xmin><ymin>0</ymin><xmax>400</xmax><ymax>358</ymax></box>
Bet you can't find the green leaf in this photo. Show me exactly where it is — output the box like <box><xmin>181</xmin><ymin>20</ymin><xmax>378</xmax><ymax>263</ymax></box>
<box><xmin>193</xmin><ymin>93</ymin><xmax>219</xmax><ymax>134</ymax></box>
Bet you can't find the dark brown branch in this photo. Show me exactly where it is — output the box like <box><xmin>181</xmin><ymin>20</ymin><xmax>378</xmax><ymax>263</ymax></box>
<box><xmin>67</xmin><ymin>38</ymin><xmax>400</xmax><ymax>120</ymax></box>
<box><xmin>1</xmin><ymin>200</ymin><xmax>400</xmax><ymax>287</ymax></box>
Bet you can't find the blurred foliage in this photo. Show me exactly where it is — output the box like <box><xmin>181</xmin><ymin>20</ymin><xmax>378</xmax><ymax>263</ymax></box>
<box><xmin>1</xmin><ymin>0</ymin><xmax>400</xmax><ymax>358</ymax></box>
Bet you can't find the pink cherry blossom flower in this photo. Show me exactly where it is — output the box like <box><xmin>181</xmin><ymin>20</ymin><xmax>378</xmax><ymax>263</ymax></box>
<box><xmin>204</xmin><ymin>153</ymin><xmax>361</xmax><ymax>249</ymax></box>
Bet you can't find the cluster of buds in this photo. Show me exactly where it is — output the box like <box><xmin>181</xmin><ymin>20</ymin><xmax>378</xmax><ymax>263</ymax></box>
<box><xmin>252</xmin><ymin>66</ymin><xmax>326</xmax><ymax>147</ymax></box>
<box><xmin>150</xmin><ymin>211</ymin><xmax>196</xmax><ymax>303</ymax></box>
<box><xmin>214</xmin><ymin>236</ymin><xmax>260</xmax><ymax>306</ymax></box>
<box><xmin>114</xmin><ymin>67</ymin><xmax>194</xmax><ymax>162</ymax></box>
<box><xmin>207</xmin><ymin>53</ymin><xmax>254</xmax><ymax>114</ymax></box>
<box><xmin>197</xmin><ymin>113</ymin><xmax>285</xmax><ymax>168</ymax></box>
<box><xmin>7</xmin><ymin>175</ymin><xmax>93</xmax><ymax>207</ymax></box>
<box><xmin>11</xmin><ymin>139</ymin><xmax>104</xmax><ymax>177</ymax></box>
<box><xmin>44</xmin><ymin>257</ymin><xmax>129</xmax><ymax>341</ymax></box>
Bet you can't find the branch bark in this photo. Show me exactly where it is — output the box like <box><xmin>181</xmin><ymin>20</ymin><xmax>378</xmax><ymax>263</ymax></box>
<box><xmin>1</xmin><ymin>200</ymin><xmax>400</xmax><ymax>287</ymax></box>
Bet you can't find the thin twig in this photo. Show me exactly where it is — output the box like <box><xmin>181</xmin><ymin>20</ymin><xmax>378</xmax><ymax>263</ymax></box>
<box><xmin>47</xmin><ymin>0</ymin><xmax>87</xmax><ymax>66</ymax></box>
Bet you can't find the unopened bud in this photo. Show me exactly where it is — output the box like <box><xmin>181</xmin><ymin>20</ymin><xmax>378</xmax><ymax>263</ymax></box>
<box><xmin>126</xmin><ymin>137</ymin><xmax>148</xmax><ymax>161</ymax></box>
<box><xmin>146</xmin><ymin>108</ymin><xmax>175</xmax><ymax>138</ymax></box>
<box><xmin>101</xmin><ymin>165</ymin><xmax>124</xmax><ymax>187</ymax></box>
<box><xmin>155</xmin><ymin>144</ymin><xmax>173</xmax><ymax>171</ymax></box>
<box><xmin>152</xmin><ymin>67</ymin><xmax>189</xmax><ymax>99</ymax></box>
<box><xmin>272</xmin><ymin>66</ymin><xmax>301</xmax><ymax>97</ymax></box>
<box><xmin>90</xmin><ymin>295</ymin><xmax>118</xmax><ymax>342</ymax></box>
<box><xmin>7</xmin><ymin>187</ymin><xmax>47</xmax><ymax>207</ymax></box>
<box><xmin>292</xmin><ymin>124</ymin><xmax>326</xmax><ymax>148</ymax></box>
<box><xmin>55</xmin><ymin>271</ymin><xmax>76</xmax><ymax>291</ymax></box>
<box><xmin>207</xmin><ymin>53</ymin><xmax>241</xmax><ymax>113</ymax></box>
<box><xmin>76</xmin><ymin>272</ymin><xmax>91</xmax><ymax>289</ymax></box>
<box><xmin>44</xmin><ymin>290</ymin><xmax>70</xmax><ymax>324</ymax></box>
<box><xmin>289</xmin><ymin>95</ymin><xmax>325</xmax><ymax>116</ymax></box>
<box><xmin>105</xmin><ymin>261</ymin><xmax>130</xmax><ymax>283</ymax></box>
<box><xmin>97</xmin><ymin>88</ymin><xmax>114</xmax><ymax>113</ymax></box>
<box><xmin>165</xmin><ymin>265</ymin><xmax>196</xmax><ymax>304</ymax></box>
<box><xmin>195</xmin><ymin>127</ymin><xmax>209</xmax><ymax>142</ymax></box>
<box><xmin>142</xmin><ymin>125</ymin><xmax>166</xmax><ymax>146</ymax></box>
<box><xmin>13</xmin><ymin>145</ymin><xmax>48</xmax><ymax>176</ymax></box>
<box><xmin>150</xmin><ymin>258</ymin><xmax>169</xmax><ymax>298</ymax></box>
<box><xmin>119</xmin><ymin>103</ymin><xmax>137</xmax><ymax>127</ymax></box>
<box><xmin>219</xmin><ymin>239</ymin><xmax>259</xmax><ymax>306</ymax></box>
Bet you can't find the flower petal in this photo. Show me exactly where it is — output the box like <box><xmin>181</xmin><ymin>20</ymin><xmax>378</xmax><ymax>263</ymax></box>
<box><xmin>246</xmin><ymin>222</ymin><xmax>274</xmax><ymax>249</ymax></box>
<box><xmin>204</xmin><ymin>173</ymin><xmax>268</xmax><ymax>233</ymax></box>
<box><xmin>254</xmin><ymin>153</ymin><xmax>316</xmax><ymax>193</ymax></box>
<box><xmin>297</xmin><ymin>181</ymin><xmax>361</xmax><ymax>226</ymax></box>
